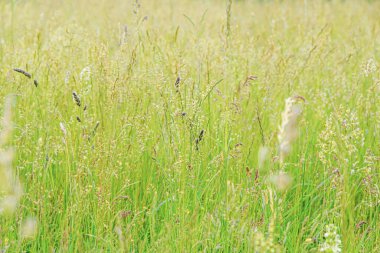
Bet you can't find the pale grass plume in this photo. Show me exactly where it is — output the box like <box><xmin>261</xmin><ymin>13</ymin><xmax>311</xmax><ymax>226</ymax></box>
<box><xmin>64</xmin><ymin>71</ymin><xmax>71</xmax><ymax>85</ymax></box>
<box><xmin>0</xmin><ymin>96</ymin><xmax>23</xmax><ymax>215</ymax></box>
<box><xmin>269</xmin><ymin>171</ymin><xmax>293</xmax><ymax>192</ymax></box>
<box><xmin>278</xmin><ymin>96</ymin><xmax>305</xmax><ymax>163</ymax></box>
<box><xmin>258</xmin><ymin>146</ymin><xmax>269</xmax><ymax>170</ymax></box>
<box><xmin>114</xmin><ymin>225</ymin><xmax>125</xmax><ymax>251</ymax></box>
<box><xmin>60</xmin><ymin>122</ymin><xmax>67</xmax><ymax>136</ymax></box>
<box><xmin>0</xmin><ymin>194</ymin><xmax>20</xmax><ymax>215</ymax></box>
<box><xmin>20</xmin><ymin>217</ymin><xmax>38</xmax><ymax>240</ymax></box>
<box><xmin>0</xmin><ymin>96</ymin><xmax>14</xmax><ymax>146</ymax></box>
<box><xmin>0</xmin><ymin>149</ymin><xmax>23</xmax><ymax>215</ymax></box>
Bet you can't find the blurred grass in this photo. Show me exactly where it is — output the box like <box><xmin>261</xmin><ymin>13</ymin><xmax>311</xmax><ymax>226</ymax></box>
<box><xmin>0</xmin><ymin>0</ymin><xmax>379</xmax><ymax>252</ymax></box>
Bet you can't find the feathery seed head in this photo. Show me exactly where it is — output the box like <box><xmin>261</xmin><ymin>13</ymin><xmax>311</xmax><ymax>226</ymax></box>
<box><xmin>258</xmin><ymin>146</ymin><xmax>269</xmax><ymax>169</ymax></box>
<box><xmin>0</xmin><ymin>96</ymin><xmax>23</xmax><ymax>216</ymax></box>
<box><xmin>20</xmin><ymin>217</ymin><xmax>38</xmax><ymax>240</ymax></box>
<box><xmin>278</xmin><ymin>96</ymin><xmax>304</xmax><ymax>163</ymax></box>
<box><xmin>60</xmin><ymin>122</ymin><xmax>67</xmax><ymax>136</ymax></box>
<box><xmin>269</xmin><ymin>171</ymin><xmax>293</xmax><ymax>192</ymax></box>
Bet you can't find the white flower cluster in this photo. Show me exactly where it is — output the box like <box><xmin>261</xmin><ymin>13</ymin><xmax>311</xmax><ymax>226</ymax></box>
<box><xmin>79</xmin><ymin>66</ymin><xmax>93</xmax><ymax>94</ymax></box>
<box><xmin>319</xmin><ymin>224</ymin><xmax>342</xmax><ymax>253</ymax></box>
<box><xmin>79</xmin><ymin>66</ymin><xmax>91</xmax><ymax>83</ymax></box>
<box><xmin>362</xmin><ymin>58</ymin><xmax>377</xmax><ymax>77</ymax></box>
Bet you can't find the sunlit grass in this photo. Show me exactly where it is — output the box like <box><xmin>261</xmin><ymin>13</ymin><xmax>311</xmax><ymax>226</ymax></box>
<box><xmin>0</xmin><ymin>0</ymin><xmax>379</xmax><ymax>252</ymax></box>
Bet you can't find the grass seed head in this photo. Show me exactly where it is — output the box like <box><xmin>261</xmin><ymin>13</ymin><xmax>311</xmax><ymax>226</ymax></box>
<box><xmin>278</xmin><ymin>96</ymin><xmax>304</xmax><ymax>163</ymax></box>
<box><xmin>195</xmin><ymin>130</ymin><xmax>205</xmax><ymax>150</ymax></box>
<box><xmin>174</xmin><ymin>76</ymin><xmax>181</xmax><ymax>92</ymax></box>
<box><xmin>13</xmin><ymin>68</ymin><xmax>31</xmax><ymax>79</ymax></box>
<box><xmin>60</xmin><ymin>122</ymin><xmax>67</xmax><ymax>136</ymax></box>
<box><xmin>72</xmin><ymin>91</ymin><xmax>81</xmax><ymax>107</ymax></box>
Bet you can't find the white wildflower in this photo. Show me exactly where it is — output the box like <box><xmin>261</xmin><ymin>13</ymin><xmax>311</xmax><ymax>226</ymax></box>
<box><xmin>64</xmin><ymin>71</ymin><xmax>71</xmax><ymax>85</ymax></box>
<box><xmin>362</xmin><ymin>58</ymin><xmax>377</xmax><ymax>77</ymax></box>
<box><xmin>79</xmin><ymin>66</ymin><xmax>91</xmax><ymax>83</ymax></box>
<box><xmin>319</xmin><ymin>224</ymin><xmax>342</xmax><ymax>253</ymax></box>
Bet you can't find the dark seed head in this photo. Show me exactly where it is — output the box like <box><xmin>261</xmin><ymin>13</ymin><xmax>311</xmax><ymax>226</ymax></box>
<box><xmin>174</xmin><ymin>76</ymin><xmax>181</xmax><ymax>92</ymax></box>
<box><xmin>195</xmin><ymin>129</ymin><xmax>205</xmax><ymax>151</ymax></box>
<box><xmin>13</xmin><ymin>68</ymin><xmax>32</xmax><ymax>78</ymax></box>
<box><xmin>293</xmin><ymin>95</ymin><xmax>306</xmax><ymax>102</ymax></box>
<box><xmin>92</xmin><ymin>121</ymin><xmax>100</xmax><ymax>136</ymax></box>
<box><xmin>198</xmin><ymin>130</ymin><xmax>204</xmax><ymax>141</ymax></box>
<box><xmin>72</xmin><ymin>91</ymin><xmax>81</xmax><ymax>107</ymax></box>
<box><xmin>247</xmin><ymin>75</ymin><xmax>257</xmax><ymax>81</ymax></box>
<box><xmin>88</xmin><ymin>121</ymin><xmax>100</xmax><ymax>142</ymax></box>
<box><xmin>120</xmin><ymin>210</ymin><xmax>132</xmax><ymax>218</ymax></box>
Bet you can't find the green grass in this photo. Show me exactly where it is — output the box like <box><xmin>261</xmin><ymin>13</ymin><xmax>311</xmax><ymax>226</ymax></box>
<box><xmin>0</xmin><ymin>0</ymin><xmax>379</xmax><ymax>252</ymax></box>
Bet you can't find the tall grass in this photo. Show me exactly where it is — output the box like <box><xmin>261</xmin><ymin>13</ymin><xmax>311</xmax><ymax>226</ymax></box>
<box><xmin>0</xmin><ymin>0</ymin><xmax>379</xmax><ymax>252</ymax></box>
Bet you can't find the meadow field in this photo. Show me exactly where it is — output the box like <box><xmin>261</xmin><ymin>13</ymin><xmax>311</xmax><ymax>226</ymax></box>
<box><xmin>0</xmin><ymin>0</ymin><xmax>379</xmax><ymax>252</ymax></box>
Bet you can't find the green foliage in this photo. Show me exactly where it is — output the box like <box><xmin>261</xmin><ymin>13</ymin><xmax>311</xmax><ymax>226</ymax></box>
<box><xmin>0</xmin><ymin>0</ymin><xmax>379</xmax><ymax>252</ymax></box>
